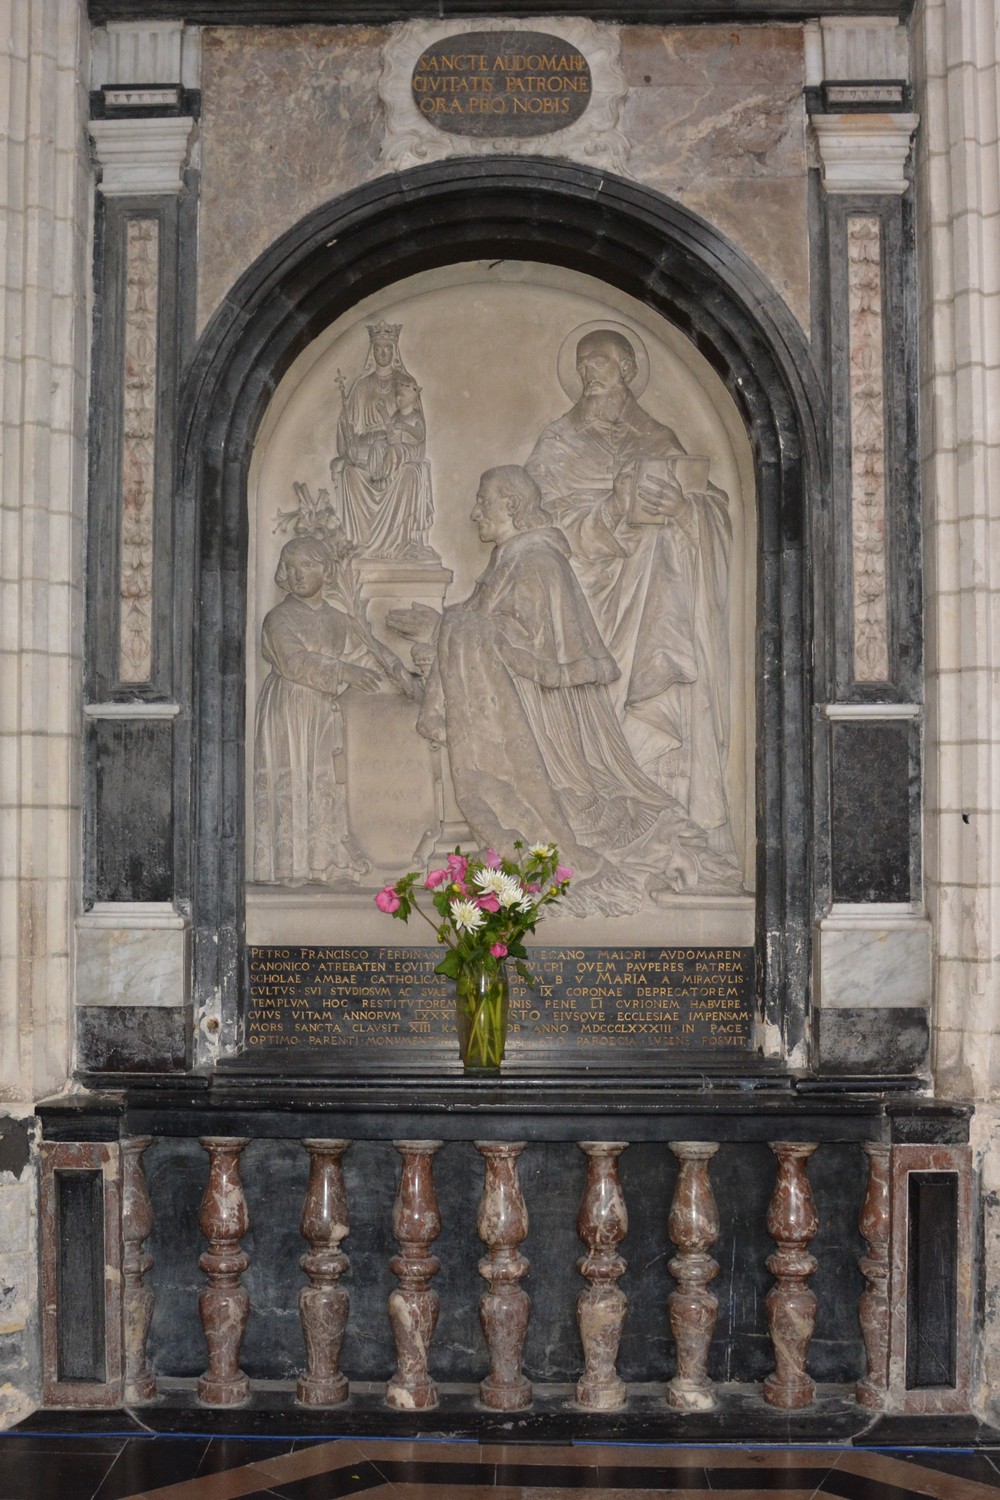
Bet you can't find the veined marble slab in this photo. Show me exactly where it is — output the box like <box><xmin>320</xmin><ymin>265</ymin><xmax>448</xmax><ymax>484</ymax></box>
<box><xmin>76</xmin><ymin>907</ymin><xmax>189</xmax><ymax>1009</ymax></box>
<box><xmin>816</xmin><ymin>915</ymin><xmax>931</xmax><ymax>1010</ymax></box>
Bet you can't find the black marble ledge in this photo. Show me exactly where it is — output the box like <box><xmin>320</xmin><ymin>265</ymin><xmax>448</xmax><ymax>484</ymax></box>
<box><xmin>37</xmin><ymin>1075</ymin><xmax>971</xmax><ymax>1147</ymax></box>
<box><xmin>88</xmin><ymin>0</ymin><xmax>913</xmax><ymax>22</ymax></box>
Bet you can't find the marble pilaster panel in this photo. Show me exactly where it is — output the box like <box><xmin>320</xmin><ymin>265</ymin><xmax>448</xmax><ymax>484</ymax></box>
<box><xmin>886</xmin><ymin>1143</ymin><xmax>974</xmax><ymax>1414</ymax></box>
<box><xmin>40</xmin><ymin>1141</ymin><xmax>124</xmax><ymax>1407</ymax></box>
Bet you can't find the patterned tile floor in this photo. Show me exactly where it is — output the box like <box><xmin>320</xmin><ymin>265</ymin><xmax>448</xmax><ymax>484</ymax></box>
<box><xmin>2</xmin><ymin>1434</ymin><xmax>1000</xmax><ymax>1500</ymax></box>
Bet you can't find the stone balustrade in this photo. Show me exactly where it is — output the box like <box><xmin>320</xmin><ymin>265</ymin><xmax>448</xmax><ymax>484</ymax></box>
<box><xmin>35</xmin><ymin>1090</ymin><xmax>974</xmax><ymax>1423</ymax></box>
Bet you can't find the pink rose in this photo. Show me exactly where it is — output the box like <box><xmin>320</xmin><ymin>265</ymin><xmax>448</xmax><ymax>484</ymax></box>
<box><xmin>484</xmin><ymin>849</ymin><xmax>502</xmax><ymax>868</ymax></box>
<box><xmin>447</xmin><ymin>853</ymin><xmax>468</xmax><ymax>880</ymax></box>
<box><xmin>425</xmin><ymin>868</ymin><xmax>448</xmax><ymax>888</ymax></box>
<box><xmin>490</xmin><ymin>942</ymin><xmax>508</xmax><ymax>958</ymax></box>
<box><xmin>527</xmin><ymin>881</ymin><xmax>541</xmax><ymax>894</ymax></box>
<box><xmin>556</xmin><ymin>865</ymin><xmax>574</xmax><ymax>882</ymax></box>
<box><xmin>477</xmin><ymin>893</ymin><xmax>501</xmax><ymax>913</ymax></box>
<box><xmin>375</xmin><ymin>886</ymin><xmax>401</xmax><ymax>913</ymax></box>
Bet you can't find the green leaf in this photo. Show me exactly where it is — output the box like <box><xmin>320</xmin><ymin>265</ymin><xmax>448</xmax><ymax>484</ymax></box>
<box><xmin>435</xmin><ymin>950</ymin><xmax>463</xmax><ymax>980</ymax></box>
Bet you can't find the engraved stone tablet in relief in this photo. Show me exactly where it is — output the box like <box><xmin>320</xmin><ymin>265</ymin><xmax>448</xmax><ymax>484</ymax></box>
<box><xmin>331</xmin><ymin>321</ymin><xmax>438</xmax><ymax>563</ymax></box>
<box><xmin>246</xmin><ymin>266</ymin><xmax>755</xmax><ymax>949</ymax></box>
<box><xmin>412</xmin><ymin>465</ymin><xmax>743</xmax><ymax>917</ymax></box>
<box><xmin>380</xmin><ymin>18</ymin><xmax>629</xmax><ymax>175</ymax></box>
<box><xmin>525</xmin><ymin>326</ymin><xmax>736</xmax><ymax>863</ymax></box>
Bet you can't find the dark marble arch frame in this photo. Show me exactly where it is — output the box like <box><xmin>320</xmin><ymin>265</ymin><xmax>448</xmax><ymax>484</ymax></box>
<box><xmin>173</xmin><ymin>159</ymin><xmax>829</xmax><ymax>1068</ymax></box>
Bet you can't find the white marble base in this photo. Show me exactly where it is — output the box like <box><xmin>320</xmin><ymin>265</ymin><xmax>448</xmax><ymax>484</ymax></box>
<box><xmin>815</xmin><ymin>910</ymin><xmax>931</xmax><ymax>1010</ymax></box>
<box><xmin>76</xmin><ymin>904</ymin><xmax>189</xmax><ymax>1008</ymax></box>
<box><xmin>246</xmin><ymin>886</ymin><xmax>755</xmax><ymax>949</ymax></box>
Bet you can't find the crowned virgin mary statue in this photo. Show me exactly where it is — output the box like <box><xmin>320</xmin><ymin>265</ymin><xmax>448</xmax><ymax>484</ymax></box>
<box><xmin>331</xmin><ymin>321</ymin><xmax>437</xmax><ymax>561</ymax></box>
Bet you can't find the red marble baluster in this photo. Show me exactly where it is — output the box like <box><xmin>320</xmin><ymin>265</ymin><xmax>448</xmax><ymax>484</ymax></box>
<box><xmin>575</xmin><ymin>1140</ymin><xmax>628</xmax><ymax>1411</ymax></box>
<box><xmin>386</xmin><ymin>1139</ymin><xmax>443</xmax><ymax>1410</ymax></box>
<box><xmin>122</xmin><ymin>1136</ymin><xmax>156</xmax><ymax>1404</ymax></box>
<box><xmin>297</xmin><ymin>1139</ymin><xmax>351</xmax><ymax>1407</ymax></box>
<box><xmin>667</xmin><ymin>1140</ymin><xmax>720</xmax><ymax>1412</ymax></box>
<box><xmin>476</xmin><ymin>1140</ymin><xmax>531</xmax><ymax>1411</ymax></box>
<box><xmin>857</xmin><ymin>1142</ymin><xmax>891</xmax><ymax>1410</ymax></box>
<box><xmin>764</xmin><ymin>1141</ymin><xmax>819</xmax><ymax>1409</ymax></box>
<box><xmin>197</xmin><ymin>1137</ymin><xmax>251</xmax><ymax>1407</ymax></box>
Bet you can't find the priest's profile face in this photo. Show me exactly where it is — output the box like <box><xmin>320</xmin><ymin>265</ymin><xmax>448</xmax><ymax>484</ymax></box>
<box><xmin>470</xmin><ymin>477</ymin><xmax>512</xmax><ymax>544</ymax></box>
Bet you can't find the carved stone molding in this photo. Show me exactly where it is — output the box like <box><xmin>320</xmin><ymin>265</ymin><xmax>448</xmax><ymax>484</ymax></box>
<box><xmin>90</xmin><ymin>117</ymin><xmax>196</xmax><ymax>196</ymax></box>
<box><xmin>575</xmin><ymin>1141</ymin><xmax>628</xmax><ymax>1411</ymax></box>
<box><xmin>811</xmin><ymin>114</ymin><xmax>918</xmax><ymax>194</ymax></box>
<box><xmin>846</xmin><ymin>212</ymin><xmax>889</xmax><ymax>684</ymax></box>
<box><xmin>119</xmin><ymin>216</ymin><xmax>159</xmax><ymax>684</ymax></box>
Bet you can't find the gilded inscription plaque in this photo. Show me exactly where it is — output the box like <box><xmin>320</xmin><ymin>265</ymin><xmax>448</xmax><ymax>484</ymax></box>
<box><xmin>246</xmin><ymin>945</ymin><xmax>755</xmax><ymax>1069</ymax></box>
<box><xmin>411</xmin><ymin>31</ymin><xmax>592</xmax><ymax>137</ymax></box>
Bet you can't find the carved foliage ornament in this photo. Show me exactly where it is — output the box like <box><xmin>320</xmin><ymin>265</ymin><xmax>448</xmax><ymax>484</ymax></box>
<box><xmin>847</xmin><ymin>214</ymin><xmax>890</xmax><ymax>684</ymax></box>
<box><xmin>119</xmin><ymin>217</ymin><xmax>159</xmax><ymax>684</ymax></box>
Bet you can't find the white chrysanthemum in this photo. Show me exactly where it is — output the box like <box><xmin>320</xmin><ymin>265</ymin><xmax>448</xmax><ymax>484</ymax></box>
<box><xmin>450</xmin><ymin>898</ymin><xmax>485</xmax><ymax>933</ymax></box>
<box><xmin>528</xmin><ymin>842</ymin><xmax>554</xmax><ymax>858</ymax></box>
<box><xmin>516</xmin><ymin>892</ymin><xmax>538</xmax><ymax>914</ymax></box>
<box><xmin>474</xmin><ymin>867</ymin><xmax>509</xmax><ymax>895</ymax></box>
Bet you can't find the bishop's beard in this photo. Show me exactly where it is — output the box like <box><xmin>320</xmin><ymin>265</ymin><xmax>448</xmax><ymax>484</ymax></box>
<box><xmin>580</xmin><ymin>388</ymin><xmax>629</xmax><ymax>424</ymax></box>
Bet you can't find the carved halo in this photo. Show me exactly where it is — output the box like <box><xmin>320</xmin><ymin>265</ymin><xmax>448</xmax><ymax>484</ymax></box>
<box><xmin>556</xmin><ymin>320</ymin><xmax>651</xmax><ymax>402</ymax></box>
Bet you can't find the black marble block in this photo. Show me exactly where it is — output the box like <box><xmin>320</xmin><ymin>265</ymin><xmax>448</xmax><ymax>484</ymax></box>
<box><xmin>77</xmin><ymin>1006</ymin><xmax>188</xmax><ymax>1073</ymax></box>
<box><xmin>831</xmin><ymin>721</ymin><xmax>912</xmax><ymax>903</ymax></box>
<box><xmin>818</xmin><ymin>1008</ymin><xmax>928</xmax><ymax>1076</ymax></box>
<box><xmin>88</xmin><ymin>720</ymin><xmax>174</xmax><ymax>903</ymax></box>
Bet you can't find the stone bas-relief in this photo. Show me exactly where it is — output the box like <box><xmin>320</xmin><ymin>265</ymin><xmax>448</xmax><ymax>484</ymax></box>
<box><xmin>333</xmin><ymin>321</ymin><xmax>437</xmax><ymax>561</ymax></box>
<box><xmin>253</xmin><ymin>531</ymin><xmax>416</xmax><ymax>886</ymax></box>
<box><xmin>247</xmin><ymin>268</ymin><xmax>755</xmax><ymax>941</ymax></box>
<box><xmin>410</xmin><ymin>464</ymin><xmax>740</xmax><ymax>915</ymax></box>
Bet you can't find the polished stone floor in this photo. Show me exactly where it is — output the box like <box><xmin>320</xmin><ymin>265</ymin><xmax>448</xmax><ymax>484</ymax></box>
<box><xmin>3</xmin><ymin>1434</ymin><xmax>1000</xmax><ymax>1500</ymax></box>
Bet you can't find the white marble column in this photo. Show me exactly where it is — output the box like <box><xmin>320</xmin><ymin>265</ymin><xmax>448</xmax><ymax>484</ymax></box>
<box><xmin>912</xmin><ymin>0</ymin><xmax>1000</xmax><ymax>1419</ymax></box>
<box><xmin>0</xmin><ymin>0</ymin><xmax>91</xmax><ymax>1104</ymax></box>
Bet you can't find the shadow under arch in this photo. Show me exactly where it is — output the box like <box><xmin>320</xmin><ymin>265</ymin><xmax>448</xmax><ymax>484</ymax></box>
<box><xmin>175</xmin><ymin>157</ymin><xmax>829</xmax><ymax>1069</ymax></box>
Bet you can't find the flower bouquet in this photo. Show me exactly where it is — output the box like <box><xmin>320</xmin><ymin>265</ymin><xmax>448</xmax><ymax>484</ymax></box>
<box><xmin>374</xmin><ymin>842</ymin><xmax>573</xmax><ymax>1072</ymax></box>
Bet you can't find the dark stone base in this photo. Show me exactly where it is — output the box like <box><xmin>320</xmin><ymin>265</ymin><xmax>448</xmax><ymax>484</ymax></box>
<box><xmin>818</xmin><ymin>1008</ymin><xmax>929</xmax><ymax>1074</ymax></box>
<box><xmin>16</xmin><ymin>1380</ymin><xmax>875</xmax><ymax>1444</ymax></box>
<box><xmin>76</xmin><ymin>1007</ymin><xmax>188</xmax><ymax>1072</ymax></box>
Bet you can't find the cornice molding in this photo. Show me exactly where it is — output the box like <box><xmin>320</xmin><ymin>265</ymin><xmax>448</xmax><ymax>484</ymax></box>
<box><xmin>88</xmin><ymin>1</ymin><xmax>912</xmax><ymax>24</ymax></box>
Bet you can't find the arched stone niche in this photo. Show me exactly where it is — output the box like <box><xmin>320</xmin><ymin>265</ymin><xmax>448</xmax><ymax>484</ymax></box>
<box><xmin>177</xmin><ymin>160</ymin><xmax>826</xmax><ymax>1070</ymax></box>
<box><xmin>246</xmin><ymin>262</ymin><xmax>756</xmax><ymax>946</ymax></box>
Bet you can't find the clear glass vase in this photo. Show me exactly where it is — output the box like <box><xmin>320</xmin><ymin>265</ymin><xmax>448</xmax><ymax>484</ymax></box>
<box><xmin>455</xmin><ymin>959</ymin><xmax>509</xmax><ymax>1073</ymax></box>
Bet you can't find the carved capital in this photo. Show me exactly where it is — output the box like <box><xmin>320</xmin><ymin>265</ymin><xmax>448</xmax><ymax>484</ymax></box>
<box><xmin>811</xmin><ymin>114</ymin><xmax>919</xmax><ymax>195</ymax></box>
<box><xmin>90</xmin><ymin>117</ymin><xmax>196</xmax><ymax>196</ymax></box>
